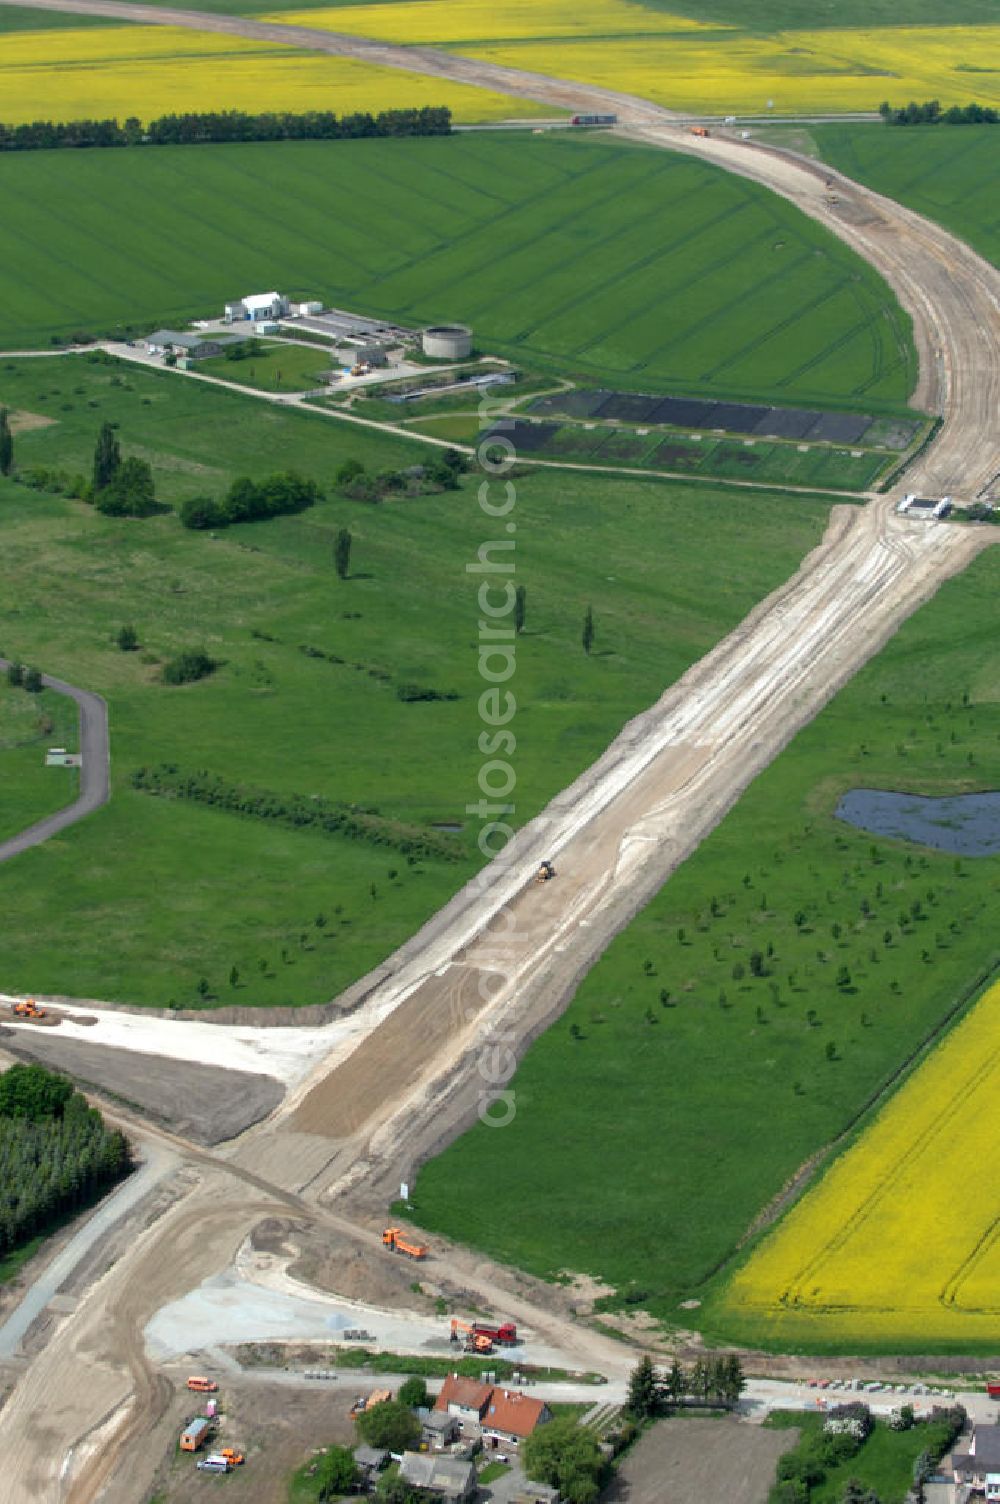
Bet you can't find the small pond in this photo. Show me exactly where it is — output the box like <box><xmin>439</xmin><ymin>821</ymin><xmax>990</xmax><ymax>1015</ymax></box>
<box><xmin>836</xmin><ymin>788</ymin><xmax>1000</xmax><ymax>857</ymax></box>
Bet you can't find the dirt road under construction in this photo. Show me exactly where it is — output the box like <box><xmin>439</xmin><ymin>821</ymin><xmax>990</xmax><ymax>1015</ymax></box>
<box><xmin>1</xmin><ymin>5</ymin><xmax>999</xmax><ymax>1498</ymax></box>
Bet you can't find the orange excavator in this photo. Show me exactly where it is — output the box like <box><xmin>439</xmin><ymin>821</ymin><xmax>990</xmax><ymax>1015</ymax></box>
<box><xmin>450</xmin><ymin>1319</ymin><xmax>494</xmax><ymax>1354</ymax></box>
<box><xmin>220</xmin><ymin>1448</ymin><xmax>245</xmax><ymax>1467</ymax></box>
<box><xmin>382</xmin><ymin>1228</ymin><xmax>429</xmax><ymax>1260</ymax></box>
<box><xmin>12</xmin><ymin>999</ymin><xmax>46</xmax><ymax>1019</ymax></box>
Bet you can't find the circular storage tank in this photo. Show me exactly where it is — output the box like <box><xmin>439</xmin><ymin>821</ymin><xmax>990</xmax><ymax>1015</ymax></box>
<box><xmin>422</xmin><ymin>324</ymin><xmax>472</xmax><ymax>360</ymax></box>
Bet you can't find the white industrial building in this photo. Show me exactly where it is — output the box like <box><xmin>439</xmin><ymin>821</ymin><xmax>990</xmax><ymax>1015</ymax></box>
<box><xmin>224</xmin><ymin>292</ymin><xmax>289</xmax><ymax>324</ymax></box>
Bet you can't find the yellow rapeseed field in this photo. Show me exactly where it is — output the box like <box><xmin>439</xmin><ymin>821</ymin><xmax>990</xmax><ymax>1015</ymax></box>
<box><xmin>0</xmin><ymin>26</ymin><xmax>536</xmax><ymax>124</ymax></box>
<box><xmin>271</xmin><ymin>0</ymin><xmax>723</xmax><ymax>45</ymax></box>
<box><xmin>716</xmin><ymin>977</ymin><xmax>1000</xmax><ymax>1348</ymax></box>
<box><xmin>461</xmin><ymin>26</ymin><xmax>1000</xmax><ymax>113</ymax></box>
<box><xmin>273</xmin><ymin>4</ymin><xmax>1000</xmax><ymax>114</ymax></box>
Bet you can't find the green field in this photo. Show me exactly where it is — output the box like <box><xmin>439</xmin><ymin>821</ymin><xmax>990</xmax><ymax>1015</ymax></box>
<box><xmin>0</xmin><ymin>352</ymin><xmax>828</xmax><ymax>1009</ymax></box>
<box><xmin>811</xmin><ymin>124</ymin><xmax>1000</xmax><ymax>270</ymax></box>
<box><xmin>0</xmin><ymin>685</ymin><xmax>79</xmax><ymax>843</ymax></box>
<box><xmin>197</xmin><ymin>340</ymin><xmax>334</xmax><ymax>391</ymax></box>
<box><xmin>0</xmin><ymin>136</ymin><xmax>916</xmax><ymax>409</ymax></box>
<box><xmin>409</xmin><ymin>544</ymin><xmax>1000</xmax><ymax>1326</ymax></box>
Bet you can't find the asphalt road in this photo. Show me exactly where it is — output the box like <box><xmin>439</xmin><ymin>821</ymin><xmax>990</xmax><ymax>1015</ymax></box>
<box><xmin>0</xmin><ymin>660</ymin><xmax>110</xmax><ymax>863</ymax></box>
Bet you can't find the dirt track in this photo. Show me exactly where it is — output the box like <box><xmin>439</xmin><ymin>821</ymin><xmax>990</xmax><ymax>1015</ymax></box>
<box><xmin>1</xmin><ymin>6</ymin><xmax>1000</xmax><ymax>1498</ymax></box>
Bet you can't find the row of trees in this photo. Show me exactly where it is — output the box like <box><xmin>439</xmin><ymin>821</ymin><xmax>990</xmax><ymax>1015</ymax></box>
<box><xmin>626</xmin><ymin>1353</ymin><xmax>746</xmax><ymax>1419</ymax></box>
<box><xmin>130</xmin><ymin>763</ymin><xmax>462</xmax><ymax>861</ymax></box>
<box><xmin>0</xmin><ymin>1064</ymin><xmax>131</xmax><ymax>1259</ymax></box>
<box><xmin>879</xmin><ymin>99</ymin><xmax>999</xmax><ymax>125</ymax></box>
<box><xmin>0</xmin><ymin>106</ymin><xmax>452</xmax><ymax>153</ymax></box>
<box><xmin>180</xmin><ymin>472</ymin><xmax>322</xmax><ymax>530</ymax></box>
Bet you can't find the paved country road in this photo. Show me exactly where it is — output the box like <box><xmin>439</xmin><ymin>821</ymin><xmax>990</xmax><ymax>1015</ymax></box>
<box><xmin>0</xmin><ymin>660</ymin><xmax>110</xmax><ymax>864</ymax></box>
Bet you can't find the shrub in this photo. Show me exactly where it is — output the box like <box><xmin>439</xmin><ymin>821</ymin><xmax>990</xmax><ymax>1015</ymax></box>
<box><xmin>161</xmin><ymin>650</ymin><xmax>218</xmax><ymax>686</ymax></box>
<box><xmin>179</xmin><ymin>495</ymin><xmax>225</xmax><ymax>530</ymax></box>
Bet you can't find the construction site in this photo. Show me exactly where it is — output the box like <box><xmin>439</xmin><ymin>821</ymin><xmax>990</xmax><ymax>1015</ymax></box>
<box><xmin>0</xmin><ymin>3</ymin><xmax>998</xmax><ymax>1501</ymax></box>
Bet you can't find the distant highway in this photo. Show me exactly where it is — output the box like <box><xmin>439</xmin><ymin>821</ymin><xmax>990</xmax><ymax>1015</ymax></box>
<box><xmin>0</xmin><ymin>660</ymin><xmax>110</xmax><ymax>864</ymax></box>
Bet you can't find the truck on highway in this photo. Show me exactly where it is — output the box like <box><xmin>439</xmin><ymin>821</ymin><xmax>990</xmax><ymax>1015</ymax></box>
<box><xmin>382</xmin><ymin>1228</ymin><xmax>428</xmax><ymax>1260</ymax></box>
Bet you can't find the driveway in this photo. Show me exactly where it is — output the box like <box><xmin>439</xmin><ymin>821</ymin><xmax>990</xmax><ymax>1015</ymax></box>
<box><xmin>0</xmin><ymin>659</ymin><xmax>110</xmax><ymax>863</ymax></box>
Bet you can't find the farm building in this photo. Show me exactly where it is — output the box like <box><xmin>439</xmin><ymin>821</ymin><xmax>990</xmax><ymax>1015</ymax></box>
<box><xmin>145</xmin><ymin>331</ymin><xmax>240</xmax><ymax>360</ymax></box>
<box><xmin>421</xmin><ymin>1410</ymin><xmax>461</xmax><ymax>1449</ymax></box>
<box><xmin>953</xmin><ymin>1424</ymin><xmax>1000</xmax><ymax>1497</ymax></box>
<box><xmin>433</xmin><ymin>1374</ymin><xmax>492</xmax><ymax>1422</ymax></box>
<box><xmin>398</xmin><ymin>1453</ymin><xmax>477</xmax><ymax>1502</ymax></box>
<box><xmin>354</xmin><ymin>1445</ymin><xmax>389</xmax><ymax>1485</ymax></box>
<box><xmin>481</xmin><ymin>1388</ymin><xmax>552</xmax><ymax>1449</ymax></box>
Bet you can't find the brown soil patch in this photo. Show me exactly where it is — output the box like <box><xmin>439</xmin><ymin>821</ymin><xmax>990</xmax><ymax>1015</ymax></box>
<box><xmin>605</xmin><ymin>1415</ymin><xmax>799</xmax><ymax>1504</ymax></box>
<box><xmin>8</xmin><ymin>410</ymin><xmax>57</xmax><ymax>434</ymax></box>
<box><xmin>0</xmin><ymin>1031</ymin><xmax>283</xmax><ymax>1144</ymax></box>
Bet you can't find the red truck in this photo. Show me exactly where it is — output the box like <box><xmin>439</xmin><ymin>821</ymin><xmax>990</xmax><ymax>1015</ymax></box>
<box><xmin>986</xmin><ymin>1383</ymin><xmax>1000</xmax><ymax>1398</ymax></box>
<box><xmin>472</xmin><ymin>1321</ymin><xmax>518</xmax><ymax>1346</ymax></box>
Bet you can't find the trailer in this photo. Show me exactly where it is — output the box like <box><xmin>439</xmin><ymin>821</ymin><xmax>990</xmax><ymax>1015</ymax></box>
<box><xmin>570</xmin><ymin>114</ymin><xmax>618</xmax><ymax>126</ymax></box>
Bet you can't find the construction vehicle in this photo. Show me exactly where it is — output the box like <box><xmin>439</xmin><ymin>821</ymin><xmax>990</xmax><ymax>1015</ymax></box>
<box><xmin>382</xmin><ymin>1227</ymin><xmax>428</xmax><ymax>1260</ymax></box>
<box><xmin>450</xmin><ymin>1319</ymin><xmax>494</xmax><ymax>1354</ymax></box>
<box><xmin>535</xmin><ymin>860</ymin><xmax>556</xmax><ymax>884</ymax></box>
<box><xmin>186</xmin><ymin>1376</ymin><xmax>218</xmax><ymax>1394</ymax></box>
<box><xmin>351</xmin><ymin>1388</ymin><xmax>392</xmax><ymax>1417</ymax></box>
<box><xmin>690</xmin><ymin>125</ymin><xmax>711</xmax><ymax>137</ymax></box>
<box><xmin>220</xmin><ymin>1447</ymin><xmax>245</xmax><ymax>1467</ymax></box>
<box><xmin>470</xmin><ymin>1320</ymin><xmax>518</xmax><ymax>1346</ymax></box>
<box><xmin>12</xmin><ymin>999</ymin><xmax>46</xmax><ymax>1019</ymax></box>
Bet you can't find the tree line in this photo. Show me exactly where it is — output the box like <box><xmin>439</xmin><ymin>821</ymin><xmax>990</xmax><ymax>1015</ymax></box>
<box><xmin>879</xmin><ymin>99</ymin><xmax>998</xmax><ymax>125</ymax></box>
<box><xmin>626</xmin><ymin>1352</ymin><xmax>746</xmax><ymax>1420</ymax></box>
<box><xmin>0</xmin><ymin>1064</ymin><xmax>131</xmax><ymax>1259</ymax></box>
<box><xmin>130</xmin><ymin>763</ymin><xmax>463</xmax><ymax>862</ymax></box>
<box><xmin>0</xmin><ymin>106</ymin><xmax>452</xmax><ymax>153</ymax></box>
<box><xmin>180</xmin><ymin>472</ymin><xmax>322</xmax><ymax>530</ymax></box>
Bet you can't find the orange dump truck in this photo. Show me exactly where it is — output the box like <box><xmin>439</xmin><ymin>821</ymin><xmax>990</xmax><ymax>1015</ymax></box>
<box><xmin>186</xmin><ymin>1376</ymin><xmax>218</xmax><ymax>1393</ymax></box>
<box><xmin>382</xmin><ymin>1228</ymin><xmax>428</xmax><ymax>1260</ymax></box>
<box><xmin>690</xmin><ymin>125</ymin><xmax>710</xmax><ymax>137</ymax></box>
<box><xmin>12</xmin><ymin>1000</ymin><xmax>46</xmax><ymax>1018</ymax></box>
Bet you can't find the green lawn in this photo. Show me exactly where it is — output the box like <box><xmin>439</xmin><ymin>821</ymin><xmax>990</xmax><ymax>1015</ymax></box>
<box><xmin>197</xmin><ymin>340</ymin><xmax>334</xmax><ymax>392</ymax></box>
<box><xmin>765</xmin><ymin>1412</ymin><xmax>956</xmax><ymax>1503</ymax></box>
<box><xmin>0</xmin><ymin>353</ymin><xmax>828</xmax><ymax>1009</ymax></box>
<box><xmin>409</xmin><ymin>544</ymin><xmax>1000</xmax><ymax>1325</ymax></box>
<box><xmin>0</xmin><ymin>685</ymin><xmax>79</xmax><ymax>843</ymax></box>
<box><xmin>811</xmin><ymin>124</ymin><xmax>1000</xmax><ymax>270</ymax></box>
<box><xmin>0</xmin><ymin>135</ymin><xmax>916</xmax><ymax>409</ymax></box>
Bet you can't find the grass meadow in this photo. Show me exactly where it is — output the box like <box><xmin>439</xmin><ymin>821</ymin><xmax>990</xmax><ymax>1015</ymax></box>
<box><xmin>0</xmin><ymin>26</ymin><xmax>533</xmax><ymax>126</ymax></box>
<box><xmin>811</xmin><ymin>125</ymin><xmax>1000</xmax><ymax>270</ymax></box>
<box><xmin>409</xmin><ymin>543</ymin><xmax>1000</xmax><ymax>1343</ymax></box>
<box><xmin>0</xmin><ymin>353</ymin><xmax>829</xmax><ymax>1009</ymax></box>
<box><xmin>0</xmin><ymin>686</ymin><xmax>79</xmax><ymax>843</ymax></box>
<box><xmin>0</xmin><ymin>136</ymin><xmax>916</xmax><ymax>411</ymax></box>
